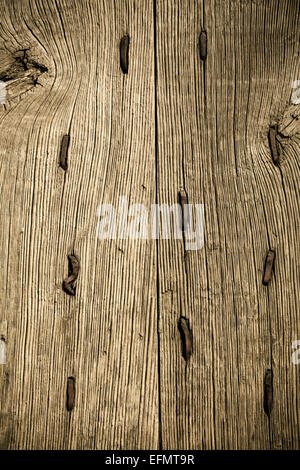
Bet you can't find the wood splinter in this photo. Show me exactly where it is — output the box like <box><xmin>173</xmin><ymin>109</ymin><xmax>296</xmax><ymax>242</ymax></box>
<box><xmin>120</xmin><ymin>35</ymin><xmax>130</xmax><ymax>74</ymax></box>
<box><xmin>199</xmin><ymin>30</ymin><xmax>207</xmax><ymax>61</ymax></box>
<box><xmin>262</xmin><ymin>250</ymin><xmax>275</xmax><ymax>286</ymax></box>
<box><xmin>62</xmin><ymin>254</ymin><xmax>80</xmax><ymax>296</ymax></box>
<box><xmin>268</xmin><ymin>126</ymin><xmax>280</xmax><ymax>165</ymax></box>
<box><xmin>178</xmin><ymin>316</ymin><xmax>192</xmax><ymax>361</ymax></box>
<box><xmin>59</xmin><ymin>134</ymin><xmax>70</xmax><ymax>171</ymax></box>
<box><xmin>263</xmin><ymin>369</ymin><xmax>273</xmax><ymax>417</ymax></box>
<box><xmin>66</xmin><ymin>376</ymin><xmax>75</xmax><ymax>411</ymax></box>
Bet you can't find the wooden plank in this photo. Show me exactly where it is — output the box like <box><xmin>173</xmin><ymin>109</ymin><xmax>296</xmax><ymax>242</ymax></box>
<box><xmin>0</xmin><ymin>0</ymin><xmax>157</xmax><ymax>449</ymax></box>
<box><xmin>1</xmin><ymin>0</ymin><xmax>299</xmax><ymax>451</ymax></box>
<box><xmin>156</xmin><ymin>0</ymin><xmax>300</xmax><ymax>449</ymax></box>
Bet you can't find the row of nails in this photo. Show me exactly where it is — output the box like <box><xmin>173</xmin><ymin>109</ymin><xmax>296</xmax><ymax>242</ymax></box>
<box><xmin>65</xmin><ymin>368</ymin><xmax>273</xmax><ymax>416</ymax></box>
<box><xmin>60</xmin><ymin>129</ymin><xmax>280</xmax><ymax>172</ymax></box>
<box><xmin>61</xmin><ymin>235</ymin><xmax>275</xmax><ymax>296</ymax></box>
<box><xmin>3</xmin><ymin>333</ymin><xmax>274</xmax><ymax>416</ymax></box>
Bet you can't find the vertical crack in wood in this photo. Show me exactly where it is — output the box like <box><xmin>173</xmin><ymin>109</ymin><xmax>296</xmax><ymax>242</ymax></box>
<box><xmin>66</xmin><ymin>377</ymin><xmax>75</xmax><ymax>411</ymax></box>
<box><xmin>262</xmin><ymin>250</ymin><xmax>275</xmax><ymax>286</ymax></box>
<box><xmin>62</xmin><ymin>253</ymin><xmax>80</xmax><ymax>296</ymax></box>
<box><xmin>263</xmin><ymin>369</ymin><xmax>273</xmax><ymax>417</ymax></box>
<box><xmin>199</xmin><ymin>30</ymin><xmax>207</xmax><ymax>61</ymax></box>
<box><xmin>268</xmin><ymin>126</ymin><xmax>280</xmax><ymax>165</ymax></box>
<box><xmin>59</xmin><ymin>134</ymin><xmax>70</xmax><ymax>171</ymax></box>
<box><xmin>178</xmin><ymin>316</ymin><xmax>192</xmax><ymax>362</ymax></box>
<box><xmin>120</xmin><ymin>35</ymin><xmax>130</xmax><ymax>74</ymax></box>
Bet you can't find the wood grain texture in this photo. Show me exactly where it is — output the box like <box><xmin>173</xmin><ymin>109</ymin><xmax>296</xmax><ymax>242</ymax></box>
<box><xmin>0</xmin><ymin>0</ymin><xmax>299</xmax><ymax>450</ymax></box>
<box><xmin>0</xmin><ymin>0</ymin><xmax>158</xmax><ymax>450</ymax></box>
<box><xmin>156</xmin><ymin>0</ymin><xmax>300</xmax><ymax>450</ymax></box>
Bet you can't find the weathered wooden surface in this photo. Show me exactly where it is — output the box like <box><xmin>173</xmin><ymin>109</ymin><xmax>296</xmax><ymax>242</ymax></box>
<box><xmin>0</xmin><ymin>0</ymin><xmax>299</xmax><ymax>450</ymax></box>
<box><xmin>156</xmin><ymin>0</ymin><xmax>300</xmax><ymax>450</ymax></box>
